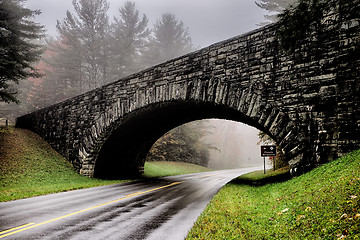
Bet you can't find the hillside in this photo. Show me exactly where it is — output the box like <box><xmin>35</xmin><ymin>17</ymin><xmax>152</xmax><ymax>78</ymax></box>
<box><xmin>187</xmin><ymin>150</ymin><xmax>360</xmax><ymax>239</ymax></box>
<box><xmin>0</xmin><ymin>127</ymin><xmax>131</xmax><ymax>202</ymax></box>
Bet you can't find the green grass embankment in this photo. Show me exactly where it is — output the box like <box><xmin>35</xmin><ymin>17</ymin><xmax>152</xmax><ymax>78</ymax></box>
<box><xmin>0</xmin><ymin>127</ymin><xmax>213</xmax><ymax>202</ymax></box>
<box><xmin>143</xmin><ymin>161</ymin><xmax>212</xmax><ymax>178</ymax></box>
<box><xmin>0</xmin><ymin>127</ymin><xmax>130</xmax><ymax>202</ymax></box>
<box><xmin>187</xmin><ymin>150</ymin><xmax>360</xmax><ymax>239</ymax></box>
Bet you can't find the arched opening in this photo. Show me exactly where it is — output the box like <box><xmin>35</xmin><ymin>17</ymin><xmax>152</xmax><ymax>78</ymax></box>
<box><xmin>93</xmin><ymin>100</ymin><xmax>291</xmax><ymax>179</ymax></box>
<box><xmin>145</xmin><ymin>119</ymin><xmax>270</xmax><ymax>171</ymax></box>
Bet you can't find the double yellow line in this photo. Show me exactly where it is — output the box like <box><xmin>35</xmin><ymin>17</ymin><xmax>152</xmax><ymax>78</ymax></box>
<box><xmin>0</xmin><ymin>181</ymin><xmax>183</xmax><ymax>239</ymax></box>
<box><xmin>0</xmin><ymin>223</ymin><xmax>35</xmax><ymax>238</ymax></box>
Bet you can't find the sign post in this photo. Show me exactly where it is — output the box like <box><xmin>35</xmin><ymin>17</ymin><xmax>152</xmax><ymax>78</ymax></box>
<box><xmin>263</xmin><ymin>156</ymin><xmax>266</xmax><ymax>174</ymax></box>
<box><xmin>261</xmin><ymin>145</ymin><xmax>277</xmax><ymax>174</ymax></box>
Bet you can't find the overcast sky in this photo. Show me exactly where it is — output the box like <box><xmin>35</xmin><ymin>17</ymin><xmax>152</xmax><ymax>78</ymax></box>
<box><xmin>25</xmin><ymin>0</ymin><xmax>267</xmax><ymax>48</ymax></box>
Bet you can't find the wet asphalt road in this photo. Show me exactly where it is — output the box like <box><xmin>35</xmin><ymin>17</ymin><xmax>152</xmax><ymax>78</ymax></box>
<box><xmin>0</xmin><ymin>167</ymin><xmax>261</xmax><ymax>240</ymax></box>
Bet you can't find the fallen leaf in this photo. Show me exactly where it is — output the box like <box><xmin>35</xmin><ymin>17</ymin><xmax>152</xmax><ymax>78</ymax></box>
<box><xmin>296</xmin><ymin>215</ymin><xmax>305</xmax><ymax>221</ymax></box>
<box><xmin>282</xmin><ymin>208</ymin><xmax>289</xmax><ymax>213</ymax></box>
<box><xmin>305</xmin><ymin>207</ymin><xmax>312</xmax><ymax>212</ymax></box>
<box><xmin>277</xmin><ymin>208</ymin><xmax>288</xmax><ymax>215</ymax></box>
<box><xmin>354</xmin><ymin>213</ymin><xmax>360</xmax><ymax>219</ymax></box>
<box><xmin>339</xmin><ymin>213</ymin><xmax>348</xmax><ymax>220</ymax></box>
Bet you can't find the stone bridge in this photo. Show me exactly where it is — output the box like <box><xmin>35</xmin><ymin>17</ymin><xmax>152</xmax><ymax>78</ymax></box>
<box><xmin>16</xmin><ymin>7</ymin><xmax>359</xmax><ymax>179</ymax></box>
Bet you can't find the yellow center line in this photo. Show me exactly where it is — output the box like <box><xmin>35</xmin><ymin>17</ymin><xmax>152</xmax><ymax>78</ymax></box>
<box><xmin>0</xmin><ymin>223</ymin><xmax>35</xmax><ymax>236</ymax></box>
<box><xmin>0</xmin><ymin>181</ymin><xmax>183</xmax><ymax>239</ymax></box>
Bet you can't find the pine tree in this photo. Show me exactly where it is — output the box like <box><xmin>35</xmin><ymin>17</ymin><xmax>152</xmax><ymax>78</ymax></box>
<box><xmin>30</xmin><ymin>37</ymin><xmax>82</xmax><ymax>105</ymax></box>
<box><xmin>56</xmin><ymin>0</ymin><xmax>110</xmax><ymax>91</ymax></box>
<box><xmin>145</xmin><ymin>13</ymin><xmax>193</xmax><ymax>66</ymax></box>
<box><xmin>109</xmin><ymin>1</ymin><xmax>150</xmax><ymax>79</ymax></box>
<box><xmin>0</xmin><ymin>0</ymin><xmax>44</xmax><ymax>104</ymax></box>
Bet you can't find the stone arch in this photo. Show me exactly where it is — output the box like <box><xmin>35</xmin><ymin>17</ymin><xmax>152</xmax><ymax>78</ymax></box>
<box><xmin>15</xmin><ymin>10</ymin><xmax>360</xmax><ymax>179</ymax></box>
<box><xmin>78</xmin><ymin>92</ymin><xmax>310</xmax><ymax>179</ymax></box>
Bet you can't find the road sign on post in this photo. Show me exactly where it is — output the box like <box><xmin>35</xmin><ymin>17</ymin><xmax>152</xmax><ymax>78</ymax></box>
<box><xmin>261</xmin><ymin>145</ymin><xmax>277</xmax><ymax>174</ymax></box>
<box><xmin>261</xmin><ymin>145</ymin><xmax>277</xmax><ymax>157</ymax></box>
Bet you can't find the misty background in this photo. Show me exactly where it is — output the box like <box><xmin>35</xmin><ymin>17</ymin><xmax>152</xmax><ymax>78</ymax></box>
<box><xmin>203</xmin><ymin>120</ymin><xmax>265</xmax><ymax>169</ymax></box>
<box><xmin>24</xmin><ymin>0</ymin><xmax>268</xmax><ymax>48</ymax></box>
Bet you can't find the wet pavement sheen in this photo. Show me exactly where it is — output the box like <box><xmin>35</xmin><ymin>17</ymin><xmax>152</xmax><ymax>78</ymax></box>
<box><xmin>0</xmin><ymin>167</ymin><xmax>261</xmax><ymax>240</ymax></box>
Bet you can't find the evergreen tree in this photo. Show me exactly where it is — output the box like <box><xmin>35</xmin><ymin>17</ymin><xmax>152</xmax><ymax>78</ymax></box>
<box><xmin>56</xmin><ymin>0</ymin><xmax>110</xmax><ymax>91</ymax></box>
<box><xmin>145</xmin><ymin>13</ymin><xmax>193</xmax><ymax>66</ymax></box>
<box><xmin>109</xmin><ymin>1</ymin><xmax>150</xmax><ymax>80</ymax></box>
<box><xmin>42</xmin><ymin>37</ymin><xmax>83</xmax><ymax>102</ymax></box>
<box><xmin>0</xmin><ymin>0</ymin><xmax>44</xmax><ymax>104</ymax></box>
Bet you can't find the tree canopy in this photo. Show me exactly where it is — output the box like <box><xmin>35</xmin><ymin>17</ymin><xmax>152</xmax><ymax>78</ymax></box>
<box><xmin>0</xmin><ymin>0</ymin><xmax>44</xmax><ymax>104</ymax></box>
<box><xmin>33</xmin><ymin>2</ymin><xmax>194</xmax><ymax>109</ymax></box>
<box><xmin>56</xmin><ymin>0</ymin><xmax>110</xmax><ymax>91</ymax></box>
<box><xmin>277</xmin><ymin>0</ymin><xmax>360</xmax><ymax>51</ymax></box>
<box><xmin>145</xmin><ymin>13</ymin><xmax>194</xmax><ymax>65</ymax></box>
<box><xmin>147</xmin><ymin>121</ymin><xmax>217</xmax><ymax>167</ymax></box>
<box><xmin>109</xmin><ymin>1</ymin><xmax>151</xmax><ymax>79</ymax></box>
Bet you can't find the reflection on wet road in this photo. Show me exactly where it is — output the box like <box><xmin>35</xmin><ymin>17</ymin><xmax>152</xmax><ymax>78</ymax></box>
<box><xmin>0</xmin><ymin>167</ymin><xmax>261</xmax><ymax>240</ymax></box>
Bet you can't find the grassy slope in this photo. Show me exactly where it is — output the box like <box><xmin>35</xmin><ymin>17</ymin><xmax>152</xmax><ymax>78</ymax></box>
<box><xmin>0</xmin><ymin>127</ymin><xmax>131</xmax><ymax>202</ymax></box>
<box><xmin>187</xmin><ymin>150</ymin><xmax>360</xmax><ymax>239</ymax></box>
<box><xmin>143</xmin><ymin>161</ymin><xmax>212</xmax><ymax>178</ymax></box>
<box><xmin>0</xmin><ymin>127</ymin><xmax>212</xmax><ymax>202</ymax></box>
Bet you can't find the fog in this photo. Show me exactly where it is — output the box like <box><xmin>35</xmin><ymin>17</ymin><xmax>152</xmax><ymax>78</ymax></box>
<box><xmin>201</xmin><ymin>119</ymin><xmax>268</xmax><ymax>169</ymax></box>
<box><xmin>25</xmin><ymin>0</ymin><xmax>267</xmax><ymax>47</ymax></box>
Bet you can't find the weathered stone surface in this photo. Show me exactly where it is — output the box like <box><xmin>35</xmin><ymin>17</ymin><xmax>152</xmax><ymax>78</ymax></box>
<box><xmin>16</xmin><ymin>9</ymin><xmax>360</xmax><ymax>178</ymax></box>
